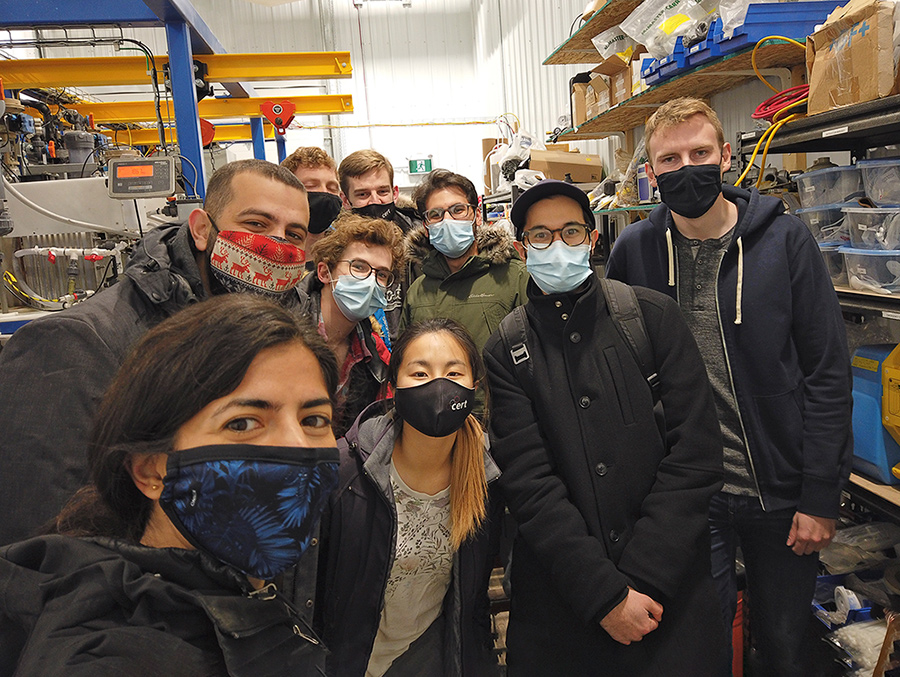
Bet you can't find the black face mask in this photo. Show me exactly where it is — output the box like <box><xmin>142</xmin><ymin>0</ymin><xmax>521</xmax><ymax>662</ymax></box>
<box><xmin>307</xmin><ymin>192</ymin><xmax>343</xmax><ymax>234</ymax></box>
<box><xmin>353</xmin><ymin>202</ymin><xmax>396</xmax><ymax>221</ymax></box>
<box><xmin>655</xmin><ymin>163</ymin><xmax>723</xmax><ymax>219</ymax></box>
<box><xmin>394</xmin><ymin>377</ymin><xmax>475</xmax><ymax>438</ymax></box>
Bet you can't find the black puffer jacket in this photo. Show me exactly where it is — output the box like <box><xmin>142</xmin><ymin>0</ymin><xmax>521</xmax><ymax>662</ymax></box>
<box><xmin>315</xmin><ymin>401</ymin><xmax>501</xmax><ymax>676</ymax></box>
<box><xmin>0</xmin><ymin>535</ymin><xmax>325</xmax><ymax>676</ymax></box>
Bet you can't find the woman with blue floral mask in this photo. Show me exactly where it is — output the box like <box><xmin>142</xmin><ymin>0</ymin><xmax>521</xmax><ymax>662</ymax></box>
<box><xmin>316</xmin><ymin>318</ymin><xmax>502</xmax><ymax>677</ymax></box>
<box><xmin>0</xmin><ymin>294</ymin><xmax>340</xmax><ymax>676</ymax></box>
<box><xmin>297</xmin><ymin>213</ymin><xmax>404</xmax><ymax>438</ymax></box>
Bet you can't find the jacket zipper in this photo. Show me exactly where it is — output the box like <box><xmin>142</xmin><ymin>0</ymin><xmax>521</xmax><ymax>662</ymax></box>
<box><xmin>713</xmin><ymin>253</ymin><xmax>766</xmax><ymax>509</ymax></box>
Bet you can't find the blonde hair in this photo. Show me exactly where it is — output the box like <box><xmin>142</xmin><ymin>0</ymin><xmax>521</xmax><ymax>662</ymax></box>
<box><xmin>644</xmin><ymin>97</ymin><xmax>725</xmax><ymax>161</ymax></box>
<box><xmin>338</xmin><ymin>149</ymin><xmax>394</xmax><ymax>196</ymax></box>
<box><xmin>389</xmin><ymin>320</ymin><xmax>490</xmax><ymax>550</ymax></box>
<box><xmin>310</xmin><ymin>212</ymin><xmax>404</xmax><ymax>272</ymax></box>
<box><xmin>281</xmin><ymin>146</ymin><xmax>337</xmax><ymax>174</ymax></box>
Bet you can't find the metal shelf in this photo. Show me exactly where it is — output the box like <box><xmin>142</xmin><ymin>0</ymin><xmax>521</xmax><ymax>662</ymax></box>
<box><xmin>543</xmin><ymin>0</ymin><xmax>644</xmax><ymax>66</ymax></box>
<box><xmin>739</xmin><ymin>94</ymin><xmax>900</xmax><ymax>155</ymax></box>
<box><xmin>559</xmin><ymin>41</ymin><xmax>806</xmax><ymax>140</ymax></box>
<box><xmin>837</xmin><ymin>288</ymin><xmax>900</xmax><ymax>319</ymax></box>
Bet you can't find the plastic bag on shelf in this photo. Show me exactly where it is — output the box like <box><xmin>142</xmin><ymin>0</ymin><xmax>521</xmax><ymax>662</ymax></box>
<box><xmin>620</xmin><ymin>0</ymin><xmax>712</xmax><ymax>60</ymax></box>
<box><xmin>591</xmin><ymin>25</ymin><xmax>638</xmax><ymax>62</ymax></box>
<box><xmin>833</xmin><ymin>522</ymin><xmax>900</xmax><ymax>552</ymax></box>
<box><xmin>824</xmin><ymin>619</ymin><xmax>886</xmax><ymax>673</ymax></box>
<box><xmin>820</xmin><ymin>541</ymin><xmax>888</xmax><ymax>575</ymax></box>
<box><xmin>612</xmin><ymin>137</ymin><xmax>648</xmax><ymax>207</ymax></box>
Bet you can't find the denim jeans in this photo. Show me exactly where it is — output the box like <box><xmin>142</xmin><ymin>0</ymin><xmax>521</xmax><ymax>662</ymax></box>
<box><xmin>709</xmin><ymin>492</ymin><xmax>819</xmax><ymax>677</ymax></box>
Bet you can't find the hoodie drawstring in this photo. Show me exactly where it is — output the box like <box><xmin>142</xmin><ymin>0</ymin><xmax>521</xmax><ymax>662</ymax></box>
<box><xmin>734</xmin><ymin>236</ymin><xmax>744</xmax><ymax>325</ymax></box>
<box><xmin>665</xmin><ymin>228</ymin><xmax>675</xmax><ymax>287</ymax></box>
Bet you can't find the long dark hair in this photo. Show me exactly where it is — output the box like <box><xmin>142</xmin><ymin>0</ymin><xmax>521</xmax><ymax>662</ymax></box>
<box><xmin>53</xmin><ymin>294</ymin><xmax>338</xmax><ymax>542</ymax></box>
<box><xmin>389</xmin><ymin>318</ymin><xmax>489</xmax><ymax>549</ymax></box>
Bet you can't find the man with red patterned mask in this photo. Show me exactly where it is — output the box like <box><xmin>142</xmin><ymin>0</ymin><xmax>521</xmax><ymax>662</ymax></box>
<box><xmin>188</xmin><ymin>160</ymin><xmax>309</xmax><ymax>299</ymax></box>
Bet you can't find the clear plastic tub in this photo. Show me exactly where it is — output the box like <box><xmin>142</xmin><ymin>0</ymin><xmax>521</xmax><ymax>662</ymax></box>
<box><xmin>795</xmin><ymin>203</ymin><xmax>849</xmax><ymax>243</ymax></box>
<box><xmin>843</xmin><ymin>206</ymin><xmax>900</xmax><ymax>249</ymax></box>
<box><xmin>842</xmin><ymin>247</ymin><xmax>900</xmax><ymax>294</ymax></box>
<box><xmin>820</xmin><ymin>243</ymin><xmax>847</xmax><ymax>286</ymax></box>
<box><xmin>859</xmin><ymin>158</ymin><xmax>900</xmax><ymax>207</ymax></box>
<box><xmin>796</xmin><ymin>165</ymin><xmax>865</xmax><ymax>209</ymax></box>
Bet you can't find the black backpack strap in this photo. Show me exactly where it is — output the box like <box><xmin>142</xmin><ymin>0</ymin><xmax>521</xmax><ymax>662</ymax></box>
<box><xmin>600</xmin><ymin>278</ymin><xmax>660</xmax><ymax>404</ymax></box>
<box><xmin>498</xmin><ymin>305</ymin><xmax>535</xmax><ymax>398</ymax></box>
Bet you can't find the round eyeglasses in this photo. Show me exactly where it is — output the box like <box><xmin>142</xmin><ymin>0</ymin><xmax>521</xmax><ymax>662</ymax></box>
<box><xmin>522</xmin><ymin>223</ymin><xmax>590</xmax><ymax>250</ymax></box>
<box><xmin>339</xmin><ymin>259</ymin><xmax>395</xmax><ymax>288</ymax></box>
<box><xmin>423</xmin><ymin>203</ymin><xmax>475</xmax><ymax>225</ymax></box>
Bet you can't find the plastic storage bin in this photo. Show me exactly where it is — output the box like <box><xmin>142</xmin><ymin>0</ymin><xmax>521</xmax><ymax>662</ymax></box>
<box><xmin>795</xmin><ymin>203</ymin><xmax>849</xmax><ymax>243</ymax></box>
<box><xmin>715</xmin><ymin>0</ymin><xmax>846</xmax><ymax>55</ymax></box>
<box><xmin>844</xmin><ymin>206</ymin><xmax>900</xmax><ymax>249</ymax></box>
<box><xmin>859</xmin><ymin>158</ymin><xmax>900</xmax><ymax>207</ymax></box>
<box><xmin>796</xmin><ymin>166</ymin><xmax>865</xmax><ymax>209</ymax></box>
<box><xmin>851</xmin><ymin>344</ymin><xmax>900</xmax><ymax>484</ymax></box>
<box><xmin>820</xmin><ymin>243</ymin><xmax>848</xmax><ymax>286</ymax></box>
<box><xmin>842</xmin><ymin>247</ymin><xmax>900</xmax><ymax>294</ymax></box>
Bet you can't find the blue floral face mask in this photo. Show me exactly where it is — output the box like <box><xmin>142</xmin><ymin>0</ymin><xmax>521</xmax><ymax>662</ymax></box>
<box><xmin>159</xmin><ymin>444</ymin><xmax>339</xmax><ymax>580</ymax></box>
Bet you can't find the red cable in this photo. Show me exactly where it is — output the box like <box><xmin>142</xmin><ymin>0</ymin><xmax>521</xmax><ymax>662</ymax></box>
<box><xmin>751</xmin><ymin>85</ymin><xmax>809</xmax><ymax>122</ymax></box>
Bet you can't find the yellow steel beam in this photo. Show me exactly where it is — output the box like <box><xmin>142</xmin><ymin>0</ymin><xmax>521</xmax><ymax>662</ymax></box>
<box><xmin>0</xmin><ymin>52</ymin><xmax>352</xmax><ymax>89</ymax></box>
<box><xmin>99</xmin><ymin>123</ymin><xmax>275</xmax><ymax>145</ymax></box>
<box><xmin>70</xmin><ymin>95</ymin><xmax>353</xmax><ymax>123</ymax></box>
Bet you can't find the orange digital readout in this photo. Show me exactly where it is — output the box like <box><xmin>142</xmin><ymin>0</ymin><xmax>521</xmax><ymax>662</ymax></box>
<box><xmin>116</xmin><ymin>164</ymin><xmax>154</xmax><ymax>178</ymax></box>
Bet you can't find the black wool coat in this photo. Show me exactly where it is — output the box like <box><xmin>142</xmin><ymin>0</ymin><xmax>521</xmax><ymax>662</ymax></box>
<box><xmin>483</xmin><ymin>276</ymin><xmax>727</xmax><ymax>676</ymax></box>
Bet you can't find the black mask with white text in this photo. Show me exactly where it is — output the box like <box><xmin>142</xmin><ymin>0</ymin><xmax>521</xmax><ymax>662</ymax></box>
<box><xmin>656</xmin><ymin>163</ymin><xmax>723</xmax><ymax>219</ymax></box>
<box><xmin>353</xmin><ymin>202</ymin><xmax>396</xmax><ymax>222</ymax></box>
<box><xmin>393</xmin><ymin>378</ymin><xmax>474</xmax><ymax>438</ymax></box>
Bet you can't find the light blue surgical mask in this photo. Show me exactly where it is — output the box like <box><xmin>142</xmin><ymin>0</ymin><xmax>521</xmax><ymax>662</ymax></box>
<box><xmin>332</xmin><ymin>274</ymin><xmax>387</xmax><ymax>322</ymax></box>
<box><xmin>428</xmin><ymin>218</ymin><xmax>476</xmax><ymax>259</ymax></box>
<box><xmin>525</xmin><ymin>240</ymin><xmax>593</xmax><ymax>294</ymax></box>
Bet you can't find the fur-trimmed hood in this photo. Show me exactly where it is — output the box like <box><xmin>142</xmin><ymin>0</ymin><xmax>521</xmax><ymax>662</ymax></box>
<box><xmin>404</xmin><ymin>221</ymin><xmax>520</xmax><ymax>269</ymax></box>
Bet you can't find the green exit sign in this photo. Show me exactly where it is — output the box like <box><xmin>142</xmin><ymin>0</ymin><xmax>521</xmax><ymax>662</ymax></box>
<box><xmin>409</xmin><ymin>158</ymin><xmax>432</xmax><ymax>174</ymax></box>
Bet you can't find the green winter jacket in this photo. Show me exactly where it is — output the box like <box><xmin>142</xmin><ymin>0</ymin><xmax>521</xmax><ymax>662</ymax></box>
<box><xmin>401</xmin><ymin>221</ymin><xmax>530</xmax><ymax>416</ymax></box>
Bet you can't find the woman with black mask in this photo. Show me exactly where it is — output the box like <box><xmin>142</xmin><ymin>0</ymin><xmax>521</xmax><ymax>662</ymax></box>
<box><xmin>316</xmin><ymin>318</ymin><xmax>501</xmax><ymax>677</ymax></box>
<box><xmin>0</xmin><ymin>294</ymin><xmax>340</xmax><ymax>676</ymax></box>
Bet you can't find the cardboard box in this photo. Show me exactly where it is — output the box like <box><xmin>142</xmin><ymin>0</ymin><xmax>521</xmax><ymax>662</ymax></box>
<box><xmin>530</xmin><ymin>149</ymin><xmax>603</xmax><ymax>183</ymax></box>
<box><xmin>610</xmin><ymin>69</ymin><xmax>629</xmax><ymax>106</ymax></box>
<box><xmin>592</xmin><ymin>45</ymin><xmax>647</xmax><ymax>76</ymax></box>
<box><xmin>807</xmin><ymin>0</ymin><xmax>900</xmax><ymax>115</ymax></box>
<box><xmin>572</xmin><ymin>82</ymin><xmax>590</xmax><ymax>126</ymax></box>
<box><xmin>589</xmin><ymin>73</ymin><xmax>611</xmax><ymax>115</ymax></box>
<box><xmin>545</xmin><ymin>143</ymin><xmax>571</xmax><ymax>152</ymax></box>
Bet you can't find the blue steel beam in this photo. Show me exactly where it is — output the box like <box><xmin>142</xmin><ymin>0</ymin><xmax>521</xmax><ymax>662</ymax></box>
<box><xmin>0</xmin><ymin>0</ymin><xmax>160</xmax><ymax>27</ymax></box>
<box><xmin>165</xmin><ymin>20</ymin><xmax>206</xmax><ymax>198</ymax></box>
<box><xmin>275</xmin><ymin>132</ymin><xmax>287</xmax><ymax>164</ymax></box>
<box><xmin>249</xmin><ymin>118</ymin><xmax>266</xmax><ymax>161</ymax></box>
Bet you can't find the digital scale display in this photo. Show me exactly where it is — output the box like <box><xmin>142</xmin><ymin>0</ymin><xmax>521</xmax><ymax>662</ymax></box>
<box><xmin>108</xmin><ymin>156</ymin><xmax>177</xmax><ymax>199</ymax></box>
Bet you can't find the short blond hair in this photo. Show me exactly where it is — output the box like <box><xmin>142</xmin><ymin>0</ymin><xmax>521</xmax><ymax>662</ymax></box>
<box><xmin>281</xmin><ymin>146</ymin><xmax>337</xmax><ymax>174</ymax></box>
<box><xmin>310</xmin><ymin>212</ymin><xmax>404</xmax><ymax>272</ymax></box>
<box><xmin>644</xmin><ymin>98</ymin><xmax>725</xmax><ymax>161</ymax></box>
<box><xmin>338</xmin><ymin>149</ymin><xmax>394</xmax><ymax>195</ymax></box>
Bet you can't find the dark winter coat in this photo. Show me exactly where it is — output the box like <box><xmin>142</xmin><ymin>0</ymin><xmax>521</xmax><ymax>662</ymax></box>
<box><xmin>296</xmin><ymin>274</ymin><xmax>390</xmax><ymax>438</ymax></box>
<box><xmin>315</xmin><ymin>401</ymin><xmax>501</xmax><ymax>677</ymax></box>
<box><xmin>0</xmin><ymin>535</ymin><xmax>325</xmax><ymax>676</ymax></box>
<box><xmin>606</xmin><ymin>185</ymin><xmax>853</xmax><ymax>518</ymax></box>
<box><xmin>0</xmin><ymin>223</ymin><xmax>206</xmax><ymax>545</ymax></box>
<box><xmin>483</xmin><ymin>275</ymin><xmax>727</xmax><ymax>676</ymax></box>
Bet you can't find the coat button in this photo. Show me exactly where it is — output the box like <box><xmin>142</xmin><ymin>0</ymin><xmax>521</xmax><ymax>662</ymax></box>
<box><xmin>555</xmin><ymin>300</ymin><xmax>562</xmax><ymax>307</ymax></box>
<box><xmin>561</xmin><ymin>313</ymin><xmax>569</xmax><ymax>321</ymax></box>
<box><xmin>310</xmin><ymin>537</ymin><xmax>318</xmax><ymax>547</ymax></box>
<box><xmin>609</xmin><ymin>530</ymin><xmax>620</xmax><ymax>543</ymax></box>
<box><xmin>306</xmin><ymin>599</ymin><xmax>314</xmax><ymax>608</ymax></box>
<box><xmin>569</xmin><ymin>332</ymin><xmax>581</xmax><ymax>343</ymax></box>
<box><xmin>595</xmin><ymin>462</ymin><xmax>608</xmax><ymax>476</ymax></box>
<box><xmin>579</xmin><ymin>396</ymin><xmax>590</xmax><ymax>408</ymax></box>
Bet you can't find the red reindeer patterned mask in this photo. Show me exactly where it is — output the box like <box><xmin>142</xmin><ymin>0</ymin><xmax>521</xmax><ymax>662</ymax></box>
<box><xmin>208</xmin><ymin>226</ymin><xmax>306</xmax><ymax>297</ymax></box>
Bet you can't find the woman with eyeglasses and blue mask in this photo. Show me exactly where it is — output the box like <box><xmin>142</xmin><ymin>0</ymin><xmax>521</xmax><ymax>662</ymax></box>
<box><xmin>297</xmin><ymin>212</ymin><xmax>405</xmax><ymax>437</ymax></box>
<box><xmin>315</xmin><ymin>318</ymin><xmax>502</xmax><ymax>677</ymax></box>
<box><xmin>0</xmin><ymin>294</ymin><xmax>341</xmax><ymax>676</ymax></box>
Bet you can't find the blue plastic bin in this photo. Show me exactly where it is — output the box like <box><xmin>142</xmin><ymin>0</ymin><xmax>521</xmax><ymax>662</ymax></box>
<box><xmin>715</xmin><ymin>0</ymin><xmax>845</xmax><ymax>55</ymax></box>
<box><xmin>686</xmin><ymin>19</ymin><xmax>725</xmax><ymax>68</ymax></box>
<box><xmin>851</xmin><ymin>344</ymin><xmax>900</xmax><ymax>484</ymax></box>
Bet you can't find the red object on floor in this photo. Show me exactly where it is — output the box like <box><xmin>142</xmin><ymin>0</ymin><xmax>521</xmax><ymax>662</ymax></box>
<box><xmin>733</xmin><ymin>592</ymin><xmax>744</xmax><ymax>677</ymax></box>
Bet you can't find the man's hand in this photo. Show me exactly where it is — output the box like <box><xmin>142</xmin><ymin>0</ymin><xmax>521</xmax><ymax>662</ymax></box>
<box><xmin>786</xmin><ymin>511</ymin><xmax>836</xmax><ymax>556</ymax></box>
<box><xmin>600</xmin><ymin>588</ymin><xmax>663</xmax><ymax>645</ymax></box>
